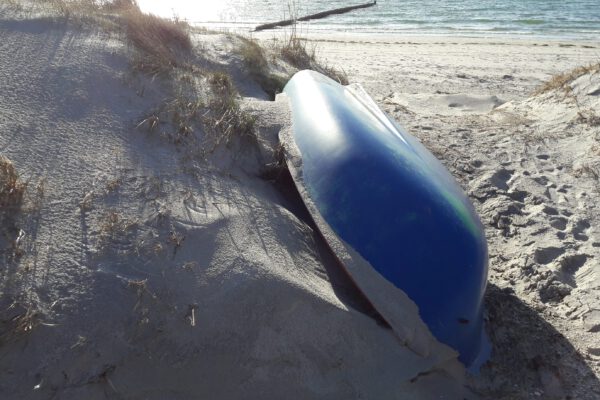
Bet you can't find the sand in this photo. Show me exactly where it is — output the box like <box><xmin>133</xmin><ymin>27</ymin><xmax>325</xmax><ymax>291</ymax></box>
<box><xmin>1</xmin><ymin>2</ymin><xmax>600</xmax><ymax>399</ymax></box>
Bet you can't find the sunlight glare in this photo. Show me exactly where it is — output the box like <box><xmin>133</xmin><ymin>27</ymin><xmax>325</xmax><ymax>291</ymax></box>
<box><xmin>136</xmin><ymin>0</ymin><xmax>229</xmax><ymax>21</ymax></box>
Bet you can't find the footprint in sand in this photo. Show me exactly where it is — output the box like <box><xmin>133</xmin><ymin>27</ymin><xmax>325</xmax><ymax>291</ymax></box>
<box><xmin>533</xmin><ymin>176</ymin><xmax>549</xmax><ymax>185</ymax></box>
<box><xmin>542</xmin><ymin>205</ymin><xmax>560</xmax><ymax>216</ymax></box>
<box><xmin>489</xmin><ymin>168</ymin><xmax>514</xmax><ymax>191</ymax></box>
<box><xmin>572</xmin><ymin>219</ymin><xmax>591</xmax><ymax>241</ymax></box>
<box><xmin>583</xmin><ymin>309</ymin><xmax>600</xmax><ymax>333</ymax></box>
<box><xmin>550</xmin><ymin>216</ymin><xmax>568</xmax><ymax>231</ymax></box>
<box><xmin>507</xmin><ymin>190</ymin><xmax>528</xmax><ymax>203</ymax></box>
<box><xmin>534</xmin><ymin>246</ymin><xmax>566</xmax><ymax>265</ymax></box>
<box><xmin>470</xmin><ymin>168</ymin><xmax>515</xmax><ymax>202</ymax></box>
<box><xmin>529</xmin><ymin>170</ymin><xmax>570</xmax><ymax>203</ymax></box>
<box><xmin>559</xmin><ymin>254</ymin><xmax>588</xmax><ymax>275</ymax></box>
<box><xmin>535</xmin><ymin>251</ymin><xmax>590</xmax><ymax>303</ymax></box>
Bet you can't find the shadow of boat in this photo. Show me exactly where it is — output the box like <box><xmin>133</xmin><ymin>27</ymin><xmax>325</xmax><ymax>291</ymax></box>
<box><xmin>470</xmin><ymin>284</ymin><xmax>600</xmax><ymax>399</ymax></box>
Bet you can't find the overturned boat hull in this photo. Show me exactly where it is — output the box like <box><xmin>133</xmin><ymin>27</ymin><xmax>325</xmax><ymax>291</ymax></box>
<box><xmin>280</xmin><ymin>70</ymin><xmax>489</xmax><ymax>368</ymax></box>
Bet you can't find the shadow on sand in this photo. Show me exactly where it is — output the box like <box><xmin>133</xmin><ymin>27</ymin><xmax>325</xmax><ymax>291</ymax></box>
<box><xmin>470</xmin><ymin>284</ymin><xmax>600</xmax><ymax>399</ymax></box>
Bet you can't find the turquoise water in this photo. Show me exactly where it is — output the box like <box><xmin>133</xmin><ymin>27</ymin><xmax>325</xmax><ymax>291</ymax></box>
<box><xmin>138</xmin><ymin>0</ymin><xmax>600</xmax><ymax>39</ymax></box>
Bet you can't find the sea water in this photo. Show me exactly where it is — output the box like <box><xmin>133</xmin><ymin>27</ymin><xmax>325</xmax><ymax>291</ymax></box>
<box><xmin>137</xmin><ymin>0</ymin><xmax>600</xmax><ymax>39</ymax></box>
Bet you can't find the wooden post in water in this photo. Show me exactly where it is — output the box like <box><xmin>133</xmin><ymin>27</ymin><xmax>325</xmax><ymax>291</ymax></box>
<box><xmin>253</xmin><ymin>1</ymin><xmax>377</xmax><ymax>32</ymax></box>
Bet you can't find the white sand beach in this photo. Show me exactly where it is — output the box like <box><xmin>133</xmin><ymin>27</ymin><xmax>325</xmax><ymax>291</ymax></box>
<box><xmin>1</xmin><ymin>2</ymin><xmax>599</xmax><ymax>399</ymax></box>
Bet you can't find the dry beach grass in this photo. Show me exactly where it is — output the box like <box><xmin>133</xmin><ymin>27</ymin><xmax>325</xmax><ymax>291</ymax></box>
<box><xmin>0</xmin><ymin>156</ymin><xmax>26</xmax><ymax>212</ymax></box>
<box><xmin>535</xmin><ymin>62</ymin><xmax>600</xmax><ymax>95</ymax></box>
<box><xmin>123</xmin><ymin>5</ymin><xmax>192</xmax><ymax>75</ymax></box>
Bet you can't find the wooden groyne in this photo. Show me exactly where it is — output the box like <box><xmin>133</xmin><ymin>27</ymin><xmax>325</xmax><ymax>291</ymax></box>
<box><xmin>253</xmin><ymin>1</ymin><xmax>377</xmax><ymax>32</ymax></box>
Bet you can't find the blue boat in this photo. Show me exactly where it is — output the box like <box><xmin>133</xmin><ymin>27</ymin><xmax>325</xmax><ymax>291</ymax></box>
<box><xmin>281</xmin><ymin>70</ymin><xmax>489</xmax><ymax>368</ymax></box>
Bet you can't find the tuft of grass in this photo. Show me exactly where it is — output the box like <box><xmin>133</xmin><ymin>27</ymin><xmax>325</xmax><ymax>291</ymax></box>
<box><xmin>168</xmin><ymin>227</ymin><xmax>185</xmax><ymax>256</ymax></box>
<box><xmin>0</xmin><ymin>156</ymin><xmax>26</xmax><ymax>212</ymax></box>
<box><xmin>535</xmin><ymin>63</ymin><xmax>600</xmax><ymax>95</ymax></box>
<box><xmin>123</xmin><ymin>6</ymin><xmax>192</xmax><ymax>76</ymax></box>
<box><xmin>204</xmin><ymin>71</ymin><xmax>256</xmax><ymax>150</ymax></box>
<box><xmin>0</xmin><ymin>303</ymin><xmax>40</xmax><ymax>345</ymax></box>
<box><xmin>209</xmin><ymin>71</ymin><xmax>235</xmax><ymax>95</ymax></box>
<box><xmin>167</xmin><ymin>96</ymin><xmax>204</xmax><ymax>142</ymax></box>
<box><xmin>576</xmin><ymin>110</ymin><xmax>600</xmax><ymax>127</ymax></box>
<box><xmin>270</xmin><ymin>2</ymin><xmax>349</xmax><ymax>85</ymax></box>
<box><xmin>277</xmin><ymin>32</ymin><xmax>348</xmax><ymax>85</ymax></box>
<box><xmin>239</xmin><ymin>37</ymin><xmax>268</xmax><ymax>73</ymax></box>
<box><xmin>239</xmin><ymin>33</ymin><xmax>348</xmax><ymax>97</ymax></box>
<box><xmin>573</xmin><ymin>163</ymin><xmax>599</xmax><ymax>180</ymax></box>
<box><xmin>280</xmin><ymin>35</ymin><xmax>315</xmax><ymax>70</ymax></box>
<box><xmin>318</xmin><ymin>62</ymin><xmax>349</xmax><ymax>86</ymax></box>
<box><xmin>137</xmin><ymin>115</ymin><xmax>160</xmax><ymax>132</ymax></box>
<box><xmin>239</xmin><ymin>37</ymin><xmax>288</xmax><ymax>99</ymax></box>
<box><xmin>99</xmin><ymin>210</ymin><xmax>137</xmax><ymax>246</ymax></box>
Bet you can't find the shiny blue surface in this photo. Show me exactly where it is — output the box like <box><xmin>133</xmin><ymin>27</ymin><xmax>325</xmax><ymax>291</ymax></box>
<box><xmin>283</xmin><ymin>70</ymin><xmax>488</xmax><ymax>367</ymax></box>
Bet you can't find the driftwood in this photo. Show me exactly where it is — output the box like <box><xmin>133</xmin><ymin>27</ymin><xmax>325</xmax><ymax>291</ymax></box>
<box><xmin>254</xmin><ymin>1</ymin><xmax>377</xmax><ymax>32</ymax></box>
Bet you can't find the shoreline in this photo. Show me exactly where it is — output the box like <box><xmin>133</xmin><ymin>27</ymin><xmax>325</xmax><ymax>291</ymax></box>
<box><xmin>276</xmin><ymin>33</ymin><xmax>600</xmax><ymax>48</ymax></box>
<box><xmin>194</xmin><ymin>22</ymin><xmax>600</xmax><ymax>44</ymax></box>
<box><xmin>193</xmin><ymin>24</ymin><xmax>600</xmax><ymax>48</ymax></box>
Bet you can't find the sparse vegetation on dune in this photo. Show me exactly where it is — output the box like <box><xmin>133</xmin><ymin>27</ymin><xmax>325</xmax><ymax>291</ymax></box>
<box><xmin>35</xmin><ymin>1</ymin><xmax>192</xmax><ymax>77</ymax></box>
<box><xmin>237</xmin><ymin>32</ymin><xmax>348</xmax><ymax>97</ymax></box>
<box><xmin>0</xmin><ymin>156</ymin><xmax>27</xmax><ymax>261</ymax></box>
<box><xmin>123</xmin><ymin>6</ymin><xmax>192</xmax><ymax>75</ymax></box>
<box><xmin>533</xmin><ymin>61</ymin><xmax>600</xmax><ymax>131</ymax></box>
<box><xmin>26</xmin><ymin>0</ymin><xmax>348</xmax><ymax>131</ymax></box>
<box><xmin>0</xmin><ymin>156</ymin><xmax>26</xmax><ymax>213</ymax></box>
<box><xmin>276</xmin><ymin>33</ymin><xmax>349</xmax><ymax>85</ymax></box>
<box><xmin>239</xmin><ymin>37</ymin><xmax>289</xmax><ymax>99</ymax></box>
<box><xmin>577</xmin><ymin>109</ymin><xmax>600</xmax><ymax>127</ymax></box>
<box><xmin>535</xmin><ymin>62</ymin><xmax>600</xmax><ymax>95</ymax></box>
<box><xmin>267</xmin><ymin>2</ymin><xmax>349</xmax><ymax>85</ymax></box>
<box><xmin>205</xmin><ymin>72</ymin><xmax>257</xmax><ymax>149</ymax></box>
<box><xmin>0</xmin><ymin>302</ymin><xmax>40</xmax><ymax>346</ymax></box>
<box><xmin>5</xmin><ymin>0</ymin><xmax>346</xmax><ymax>168</ymax></box>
